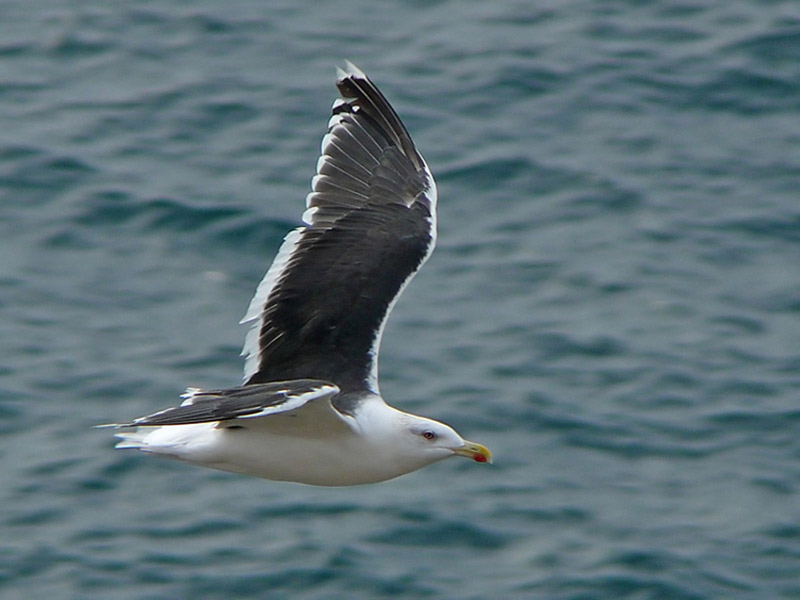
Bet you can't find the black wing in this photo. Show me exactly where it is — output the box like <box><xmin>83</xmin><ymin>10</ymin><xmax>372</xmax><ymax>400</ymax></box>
<box><xmin>118</xmin><ymin>380</ymin><xmax>339</xmax><ymax>427</ymax></box>
<box><xmin>241</xmin><ymin>62</ymin><xmax>438</xmax><ymax>393</ymax></box>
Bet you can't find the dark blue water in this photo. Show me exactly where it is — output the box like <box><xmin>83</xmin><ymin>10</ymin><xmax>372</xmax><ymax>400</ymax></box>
<box><xmin>2</xmin><ymin>1</ymin><xmax>799</xmax><ymax>598</ymax></box>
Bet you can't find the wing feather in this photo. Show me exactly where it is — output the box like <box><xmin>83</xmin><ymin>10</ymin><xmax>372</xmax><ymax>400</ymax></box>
<box><xmin>119</xmin><ymin>380</ymin><xmax>339</xmax><ymax>427</ymax></box>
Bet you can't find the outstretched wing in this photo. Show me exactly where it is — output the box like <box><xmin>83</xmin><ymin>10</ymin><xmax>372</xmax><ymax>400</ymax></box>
<box><xmin>116</xmin><ymin>380</ymin><xmax>339</xmax><ymax>427</ymax></box>
<box><xmin>241</xmin><ymin>62</ymin><xmax>438</xmax><ymax>393</ymax></box>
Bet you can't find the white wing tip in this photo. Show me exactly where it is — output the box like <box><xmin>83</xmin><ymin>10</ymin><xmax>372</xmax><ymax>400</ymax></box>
<box><xmin>301</xmin><ymin>205</ymin><xmax>319</xmax><ymax>225</ymax></box>
<box><xmin>180</xmin><ymin>388</ymin><xmax>204</xmax><ymax>405</ymax></box>
<box><xmin>337</xmin><ymin>60</ymin><xmax>366</xmax><ymax>83</ymax></box>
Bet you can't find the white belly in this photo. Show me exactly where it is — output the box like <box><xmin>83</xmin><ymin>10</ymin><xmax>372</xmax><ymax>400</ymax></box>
<box><xmin>119</xmin><ymin>421</ymin><xmax>416</xmax><ymax>486</ymax></box>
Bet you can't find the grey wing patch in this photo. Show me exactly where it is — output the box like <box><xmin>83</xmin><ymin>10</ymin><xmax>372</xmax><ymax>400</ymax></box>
<box><xmin>115</xmin><ymin>380</ymin><xmax>339</xmax><ymax>427</ymax></box>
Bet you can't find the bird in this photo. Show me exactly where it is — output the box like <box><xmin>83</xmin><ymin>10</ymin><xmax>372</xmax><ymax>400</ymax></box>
<box><xmin>103</xmin><ymin>62</ymin><xmax>492</xmax><ymax>486</ymax></box>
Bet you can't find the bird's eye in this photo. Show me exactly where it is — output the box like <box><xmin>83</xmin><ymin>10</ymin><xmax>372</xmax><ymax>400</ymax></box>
<box><xmin>422</xmin><ymin>430</ymin><xmax>436</xmax><ymax>441</ymax></box>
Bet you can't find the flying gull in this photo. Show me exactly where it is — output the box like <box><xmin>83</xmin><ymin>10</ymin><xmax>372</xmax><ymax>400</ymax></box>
<box><xmin>105</xmin><ymin>62</ymin><xmax>492</xmax><ymax>486</ymax></box>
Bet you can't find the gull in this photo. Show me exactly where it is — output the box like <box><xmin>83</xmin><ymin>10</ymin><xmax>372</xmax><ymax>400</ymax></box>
<box><xmin>104</xmin><ymin>62</ymin><xmax>492</xmax><ymax>486</ymax></box>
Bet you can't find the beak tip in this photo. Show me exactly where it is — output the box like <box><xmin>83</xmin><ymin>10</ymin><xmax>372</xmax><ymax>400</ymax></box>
<box><xmin>457</xmin><ymin>441</ymin><xmax>493</xmax><ymax>465</ymax></box>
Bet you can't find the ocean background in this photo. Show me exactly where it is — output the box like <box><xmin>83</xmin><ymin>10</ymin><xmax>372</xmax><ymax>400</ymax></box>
<box><xmin>2</xmin><ymin>1</ymin><xmax>799</xmax><ymax>598</ymax></box>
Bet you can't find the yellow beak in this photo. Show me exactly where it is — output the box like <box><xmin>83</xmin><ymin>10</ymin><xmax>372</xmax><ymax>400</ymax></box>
<box><xmin>453</xmin><ymin>440</ymin><xmax>493</xmax><ymax>464</ymax></box>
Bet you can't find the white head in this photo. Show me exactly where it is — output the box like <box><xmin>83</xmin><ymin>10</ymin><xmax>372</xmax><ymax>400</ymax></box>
<box><xmin>354</xmin><ymin>398</ymin><xmax>492</xmax><ymax>480</ymax></box>
<box><xmin>395</xmin><ymin>413</ymin><xmax>492</xmax><ymax>466</ymax></box>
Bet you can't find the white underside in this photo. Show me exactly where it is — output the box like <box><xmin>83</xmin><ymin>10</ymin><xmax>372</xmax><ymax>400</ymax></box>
<box><xmin>116</xmin><ymin>395</ymin><xmax>453</xmax><ymax>486</ymax></box>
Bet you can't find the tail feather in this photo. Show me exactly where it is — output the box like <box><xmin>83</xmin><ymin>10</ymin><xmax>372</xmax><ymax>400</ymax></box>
<box><xmin>112</xmin><ymin>423</ymin><xmax>219</xmax><ymax>462</ymax></box>
<box><xmin>114</xmin><ymin>430</ymin><xmax>149</xmax><ymax>450</ymax></box>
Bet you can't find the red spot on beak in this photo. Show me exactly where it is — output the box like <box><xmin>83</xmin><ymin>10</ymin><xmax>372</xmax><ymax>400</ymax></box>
<box><xmin>474</xmin><ymin>454</ymin><xmax>488</xmax><ymax>463</ymax></box>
